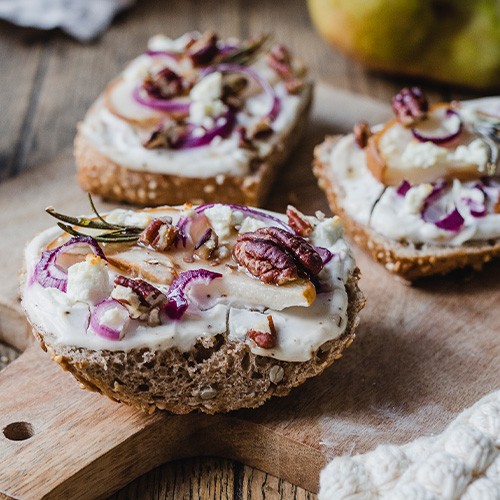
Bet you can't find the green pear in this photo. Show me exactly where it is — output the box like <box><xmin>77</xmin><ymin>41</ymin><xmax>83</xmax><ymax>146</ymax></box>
<box><xmin>307</xmin><ymin>0</ymin><xmax>500</xmax><ymax>89</ymax></box>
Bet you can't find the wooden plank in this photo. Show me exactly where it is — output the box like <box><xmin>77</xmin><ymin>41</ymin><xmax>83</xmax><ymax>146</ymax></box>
<box><xmin>0</xmin><ymin>23</ymin><xmax>43</xmax><ymax>181</ymax></box>
<box><xmin>2</xmin><ymin>85</ymin><xmax>500</xmax><ymax>500</ymax></box>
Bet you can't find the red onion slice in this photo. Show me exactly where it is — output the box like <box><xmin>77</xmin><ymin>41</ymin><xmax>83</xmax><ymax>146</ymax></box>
<box><xmin>396</xmin><ymin>180</ymin><xmax>411</xmax><ymax>197</ymax></box>
<box><xmin>202</xmin><ymin>63</ymin><xmax>281</xmax><ymax>121</ymax></box>
<box><xmin>314</xmin><ymin>246</ymin><xmax>334</xmax><ymax>265</ymax></box>
<box><xmin>33</xmin><ymin>236</ymin><xmax>106</xmax><ymax>292</ymax></box>
<box><xmin>171</xmin><ymin>110</ymin><xmax>236</xmax><ymax>149</ymax></box>
<box><xmin>132</xmin><ymin>85</ymin><xmax>191</xmax><ymax>114</ymax></box>
<box><xmin>145</xmin><ymin>50</ymin><xmax>179</xmax><ymax>60</ymax></box>
<box><xmin>176</xmin><ymin>203</ymin><xmax>294</xmax><ymax>247</ymax></box>
<box><xmin>412</xmin><ymin>109</ymin><xmax>463</xmax><ymax>145</ymax></box>
<box><xmin>164</xmin><ymin>269</ymin><xmax>222</xmax><ymax>320</ymax></box>
<box><xmin>89</xmin><ymin>299</ymin><xmax>129</xmax><ymax>341</ymax></box>
<box><xmin>421</xmin><ymin>181</ymin><xmax>464</xmax><ymax>231</ymax></box>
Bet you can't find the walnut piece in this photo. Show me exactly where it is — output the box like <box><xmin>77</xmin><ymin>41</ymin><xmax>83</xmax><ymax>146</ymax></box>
<box><xmin>353</xmin><ymin>121</ymin><xmax>372</xmax><ymax>149</ymax></box>
<box><xmin>247</xmin><ymin>315</ymin><xmax>277</xmax><ymax>349</ymax></box>
<box><xmin>392</xmin><ymin>87</ymin><xmax>429</xmax><ymax>127</ymax></box>
<box><xmin>286</xmin><ymin>205</ymin><xmax>312</xmax><ymax>237</ymax></box>
<box><xmin>139</xmin><ymin>218</ymin><xmax>179</xmax><ymax>251</ymax></box>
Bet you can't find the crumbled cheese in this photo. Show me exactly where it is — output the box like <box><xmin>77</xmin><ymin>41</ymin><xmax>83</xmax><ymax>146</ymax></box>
<box><xmin>189</xmin><ymin>72</ymin><xmax>227</xmax><ymax>126</ymax></box>
<box><xmin>451</xmin><ymin>139</ymin><xmax>489</xmax><ymax>172</ymax></box>
<box><xmin>111</xmin><ymin>285</ymin><xmax>142</xmax><ymax>318</ymax></box>
<box><xmin>66</xmin><ymin>255</ymin><xmax>112</xmax><ymax>306</ymax></box>
<box><xmin>311</xmin><ymin>216</ymin><xmax>345</xmax><ymax>247</ymax></box>
<box><xmin>147</xmin><ymin>32</ymin><xmax>198</xmax><ymax>52</ymax></box>
<box><xmin>100</xmin><ymin>307</ymin><xmax>130</xmax><ymax>340</ymax></box>
<box><xmin>454</xmin><ymin>179</ymin><xmax>485</xmax><ymax>205</ymax></box>
<box><xmin>181</xmin><ymin>203</ymin><xmax>195</xmax><ymax>219</ymax></box>
<box><xmin>106</xmin><ymin>209</ymin><xmax>152</xmax><ymax>229</ymax></box>
<box><xmin>239</xmin><ymin>216</ymin><xmax>268</xmax><ymax>234</ymax></box>
<box><xmin>205</xmin><ymin>204</ymin><xmax>243</xmax><ymax>238</ymax></box>
<box><xmin>401</xmin><ymin>141</ymin><xmax>448</xmax><ymax>169</ymax></box>
<box><xmin>403</xmin><ymin>183</ymin><xmax>433</xmax><ymax>214</ymax></box>
<box><xmin>189</xmin><ymin>99</ymin><xmax>226</xmax><ymax>126</ymax></box>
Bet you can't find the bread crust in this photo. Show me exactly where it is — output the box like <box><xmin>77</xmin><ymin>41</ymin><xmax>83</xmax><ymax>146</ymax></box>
<box><xmin>75</xmin><ymin>84</ymin><xmax>313</xmax><ymax>207</ymax></box>
<box><xmin>23</xmin><ymin>269</ymin><xmax>364</xmax><ymax>415</ymax></box>
<box><xmin>313</xmin><ymin>136</ymin><xmax>500</xmax><ymax>281</ymax></box>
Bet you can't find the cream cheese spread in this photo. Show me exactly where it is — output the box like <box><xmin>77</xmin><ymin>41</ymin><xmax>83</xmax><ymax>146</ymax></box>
<box><xmin>22</xmin><ymin>206</ymin><xmax>356</xmax><ymax>363</ymax></box>
<box><xmin>329</xmin><ymin>97</ymin><xmax>500</xmax><ymax>246</ymax></box>
<box><xmin>80</xmin><ymin>34</ymin><xmax>309</xmax><ymax>178</ymax></box>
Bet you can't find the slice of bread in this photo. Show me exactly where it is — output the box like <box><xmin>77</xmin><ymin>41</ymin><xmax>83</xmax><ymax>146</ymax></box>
<box><xmin>314</xmin><ymin>136</ymin><xmax>500</xmax><ymax>282</ymax></box>
<box><xmin>21</xmin><ymin>204</ymin><xmax>365</xmax><ymax>414</ymax></box>
<box><xmin>75</xmin><ymin>32</ymin><xmax>313</xmax><ymax>207</ymax></box>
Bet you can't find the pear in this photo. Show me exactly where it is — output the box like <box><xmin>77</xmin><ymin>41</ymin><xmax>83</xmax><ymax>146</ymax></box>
<box><xmin>307</xmin><ymin>0</ymin><xmax>500</xmax><ymax>89</ymax></box>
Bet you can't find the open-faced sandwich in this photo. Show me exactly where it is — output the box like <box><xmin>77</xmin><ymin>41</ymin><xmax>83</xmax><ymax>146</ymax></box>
<box><xmin>314</xmin><ymin>89</ymin><xmax>500</xmax><ymax>281</ymax></box>
<box><xmin>21</xmin><ymin>199</ymin><xmax>364</xmax><ymax>414</ymax></box>
<box><xmin>76</xmin><ymin>32</ymin><xmax>313</xmax><ymax>207</ymax></box>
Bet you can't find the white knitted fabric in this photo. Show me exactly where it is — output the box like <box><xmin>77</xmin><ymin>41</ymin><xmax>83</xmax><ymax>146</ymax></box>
<box><xmin>319</xmin><ymin>390</ymin><xmax>500</xmax><ymax>500</ymax></box>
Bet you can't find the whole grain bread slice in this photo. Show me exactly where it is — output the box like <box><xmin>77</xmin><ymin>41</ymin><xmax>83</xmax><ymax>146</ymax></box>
<box><xmin>23</xmin><ymin>269</ymin><xmax>364</xmax><ymax>415</ymax></box>
<box><xmin>313</xmin><ymin>136</ymin><xmax>500</xmax><ymax>282</ymax></box>
<box><xmin>75</xmin><ymin>83</ymin><xmax>313</xmax><ymax>207</ymax></box>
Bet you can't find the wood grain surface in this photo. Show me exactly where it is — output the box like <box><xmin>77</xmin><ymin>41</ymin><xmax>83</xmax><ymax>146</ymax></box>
<box><xmin>0</xmin><ymin>0</ymin><xmax>493</xmax><ymax>498</ymax></box>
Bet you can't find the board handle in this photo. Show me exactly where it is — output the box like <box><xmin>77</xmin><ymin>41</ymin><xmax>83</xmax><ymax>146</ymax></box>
<box><xmin>0</xmin><ymin>345</ymin><xmax>323</xmax><ymax>499</ymax></box>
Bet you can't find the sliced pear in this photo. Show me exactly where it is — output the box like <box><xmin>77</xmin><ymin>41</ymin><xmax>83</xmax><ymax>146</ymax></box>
<box><xmin>366</xmin><ymin>109</ymin><xmax>487</xmax><ymax>187</ymax></box>
<box><xmin>107</xmin><ymin>247</ymin><xmax>178</xmax><ymax>285</ymax></box>
<box><xmin>105</xmin><ymin>77</ymin><xmax>171</xmax><ymax>128</ymax></box>
<box><xmin>184</xmin><ymin>260</ymin><xmax>316</xmax><ymax>311</ymax></box>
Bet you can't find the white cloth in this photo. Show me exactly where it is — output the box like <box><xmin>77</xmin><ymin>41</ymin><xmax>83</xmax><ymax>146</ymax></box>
<box><xmin>319</xmin><ymin>390</ymin><xmax>500</xmax><ymax>500</ymax></box>
<box><xmin>0</xmin><ymin>0</ymin><xmax>135</xmax><ymax>41</ymax></box>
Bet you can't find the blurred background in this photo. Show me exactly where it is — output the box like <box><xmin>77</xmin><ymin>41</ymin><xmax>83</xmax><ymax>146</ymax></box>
<box><xmin>0</xmin><ymin>0</ymin><xmax>495</xmax><ymax>183</ymax></box>
<box><xmin>0</xmin><ymin>1</ymin><xmax>497</xmax><ymax>498</ymax></box>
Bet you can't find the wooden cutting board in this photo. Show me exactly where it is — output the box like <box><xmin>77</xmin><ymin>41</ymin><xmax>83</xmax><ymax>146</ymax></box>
<box><xmin>1</xmin><ymin>84</ymin><xmax>499</xmax><ymax>500</ymax></box>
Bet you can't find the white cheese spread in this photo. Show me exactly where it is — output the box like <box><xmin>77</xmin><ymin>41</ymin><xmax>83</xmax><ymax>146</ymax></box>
<box><xmin>22</xmin><ymin>207</ymin><xmax>356</xmax><ymax>363</ymax></box>
<box><xmin>329</xmin><ymin>97</ymin><xmax>500</xmax><ymax>247</ymax></box>
<box><xmin>80</xmin><ymin>36</ymin><xmax>309</xmax><ymax>178</ymax></box>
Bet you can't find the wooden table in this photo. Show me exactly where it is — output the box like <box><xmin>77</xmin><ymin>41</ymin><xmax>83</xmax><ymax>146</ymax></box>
<box><xmin>0</xmin><ymin>1</ymin><xmax>489</xmax><ymax>498</ymax></box>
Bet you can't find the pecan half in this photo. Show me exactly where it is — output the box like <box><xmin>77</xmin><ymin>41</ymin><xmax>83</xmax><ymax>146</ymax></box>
<box><xmin>392</xmin><ymin>87</ymin><xmax>429</xmax><ymax>127</ymax></box>
<box><xmin>285</xmin><ymin>77</ymin><xmax>304</xmax><ymax>95</ymax></box>
<box><xmin>247</xmin><ymin>315</ymin><xmax>277</xmax><ymax>349</ymax></box>
<box><xmin>353</xmin><ymin>121</ymin><xmax>372</xmax><ymax>149</ymax></box>
<box><xmin>139</xmin><ymin>218</ymin><xmax>179</xmax><ymax>251</ymax></box>
<box><xmin>143</xmin><ymin>67</ymin><xmax>183</xmax><ymax>100</ymax></box>
<box><xmin>249</xmin><ymin>116</ymin><xmax>273</xmax><ymax>139</ymax></box>
<box><xmin>233</xmin><ymin>238</ymin><xmax>298</xmax><ymax>285</ymax></box>
<box><xmin>236</xmin><ymin>126</ymin><xmax>255</xmax><ymax>150</ymax></box>
<box><xmin>222</xmin><ymin>74</ymin><xmax>248</xmax><ymax>110</ymax></box>
<box><xmin>188</xmin><ymin>31</ymin><xmax>219</xmax><ymax>66</ymax></box>
<box><xmin>143</xmin><ymin>121</ymin><xmax>190</xmax><ymax>149</ymax></box>
<box><xmin>286</xmin><ymin>205</ymin><xmax>312</xmax><ymax>237</ymax></box>
<box><xmin>240</xmin><ymin>227</ymin><xmax>323</xmax><ymax>276</ymax></box>
<box><xmin>266</xmin><ymin>44</ymin><xmax>292</xmax><ymax>80</ymax></box>
<box><xmin>112</xmin><ymin>276</ymin><xmax>166</xmax><ymax>320</ymax></box>
<box><xmin>194</xmin><ymin>228</ymin><xmax>219</xmax><ymax>260</ymax></box>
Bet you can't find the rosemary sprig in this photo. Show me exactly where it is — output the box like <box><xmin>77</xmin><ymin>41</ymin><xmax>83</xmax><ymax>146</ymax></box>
<box><xmin>219</xmin><ymin>34</ymin><xmax>270</xmax><ymax>66</ymax></box>
<box><xmin>46</xmin><ymin>194</ymin><xmax>144</xmax><ymax>243</ymax></box>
